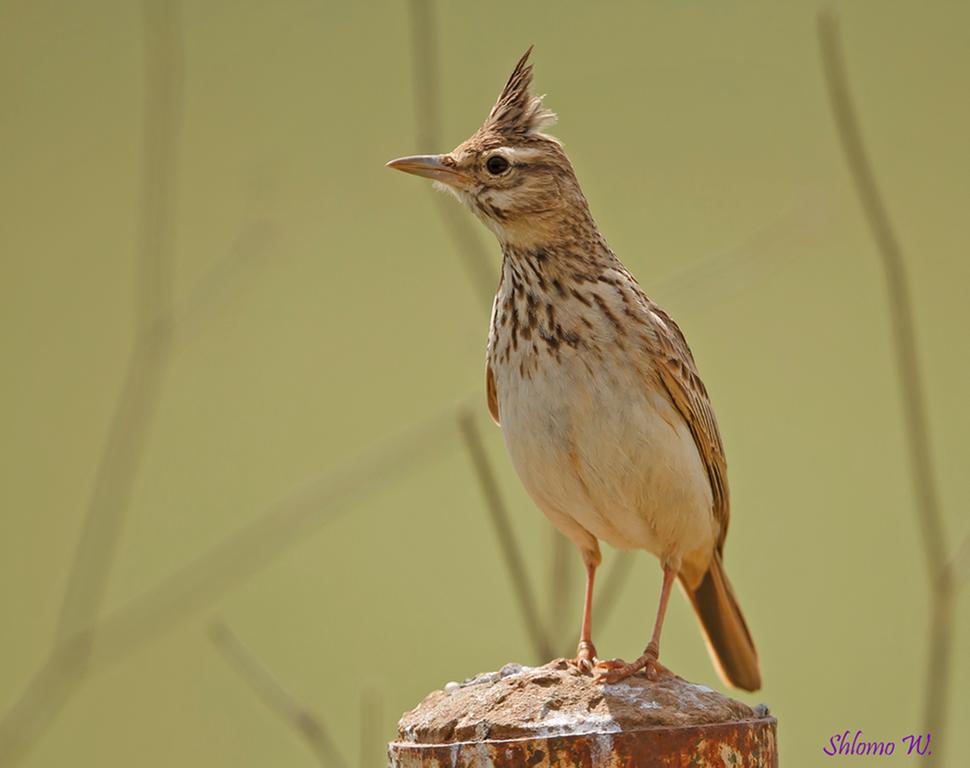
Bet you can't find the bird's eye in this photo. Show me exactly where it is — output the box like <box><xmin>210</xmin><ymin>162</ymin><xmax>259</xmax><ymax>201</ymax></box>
<box><xmin>486</xmin><ymin>155</ymin><xmax>510</xmax><ymax>175</ymax></box>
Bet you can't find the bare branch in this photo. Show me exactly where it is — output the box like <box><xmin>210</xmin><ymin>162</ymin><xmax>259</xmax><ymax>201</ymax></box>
<box><xmin>210</xmin><ymin>620</ymin><xmax>347</xmax><ymax>768</ymax></box>
<box><xmin>358</xmin><ymin>688</ymin><xmax>383</xmax><ymax>768</ymax></box>
<box><xmin>55</xmin><ymin>0</ymin><xmax>182</xmax><ymax>646</ymax></box>
<box><xmin>654</xmin><ymin>199</ymin><xmax>820</xmax><ymax>312</ymax></box>
<box><xmin>0</xmin><ymin>639</ymin><xmax>86</xmax><ymax>767</ymax></box>
<box><xmin>171</xmin><ymin>217</ymin><xmax>277</xmax><ymax>339</ymax></box>
<box><xmin>594</xmin><ymin>551</ymin><xmax>637</xmax><ymax>634</ymax></box>
<box><xmin>924</xmin><ymin>579</ymin><xmax>954</xmax><ymax>742</ymax></box>
<box><xmin>405</xmin><ymin>0</ymin><xmax>496</xmax><ymax>306</ymax></box>
<box><xmin>89</xmin><ymin>402</ymin><xmax>461</xmax><ymax>667</ymax></box>
<box><xmin>56</xmin><ymin>346</ymin><xmax>171</xmax><ymax>644</ymax></box>
<box><xmin>817</xmin><ymin>11</ymin><xmax>945</xmax><ymax>573</ymax></box>
<box><xmin>818</xmin><ymin>9</ymin><xmax>950</xmax><ymax>762</ymax></box>
<box><xmin>0</xmin><ymin>400</ymin><xmax>461</xmax><ymax>762</ymax></box>
<box><xmin>458</xmin><ymin>409</ymin><xmax>554</xmax><ymax>661</ymax></box>
<box><xmin>950</xmin><ymin>531</ymin><xmax>970</xmax><ymax>585</ymax></box>
<box><xmin>546</xmin><ymin>530</ymin><xmax>575</xmax><ymax>654</ymax></box>
<box><xmin>0</xmin><ymin>7</ymin><xmax>184</xmax><ymax>763</ymax></box>
<box><xmin>405</xmin><ymin>0</ymin><xmax>440</xmax><ymax>152</ymax></box>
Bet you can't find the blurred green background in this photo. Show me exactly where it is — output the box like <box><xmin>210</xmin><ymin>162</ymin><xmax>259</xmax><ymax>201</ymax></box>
<box><xmin>2</xmin><ymin>1</ymin><xmax>968</xmax><ymax>766</ymax></box>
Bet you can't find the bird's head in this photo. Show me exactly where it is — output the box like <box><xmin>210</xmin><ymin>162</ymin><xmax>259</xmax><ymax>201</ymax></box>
<box><xmin>387</xmin><ymin>48</ymin><xmax>591</xmax><ymax>249</ymax></box>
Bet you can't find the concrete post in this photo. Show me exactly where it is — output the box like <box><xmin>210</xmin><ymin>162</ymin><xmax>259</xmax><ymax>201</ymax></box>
<box><xmin>388</xmin><ymin>660</ymin><xmax>777</xmax><ymax>767</ymax></box>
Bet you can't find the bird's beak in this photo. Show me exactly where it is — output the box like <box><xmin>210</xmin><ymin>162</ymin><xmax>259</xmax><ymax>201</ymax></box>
<box><xmin>385</xmin><ymin>154</ymin><xmax>471</xmax><ymax>188</ymax></box>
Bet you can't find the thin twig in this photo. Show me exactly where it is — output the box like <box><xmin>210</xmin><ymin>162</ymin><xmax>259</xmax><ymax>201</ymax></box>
<box><xmin>89</xmin><ymin>402</ymin><xmax>462</xmax><ymax>667</ymax></box>
<box><xmin>0</xmin><ymin>228</ymin><xmax>275</xmax><ymax>767</ymax></box>
<box><xmin>405</xmin><ymin>0</ymin><xmax>496</xmax><ymax>306</ymax></box>
<box><xmin>405</xmin><ymin>0</ymin><xmax>440</xmax><ymax>152</ymax></box>
<box><xmin>546</xmin><ymin>530</ymin><xmax>575</xmax><ymax>654</ymax></box>
<box><xmin>2</xmin><ymin>8</ymin><xmax>182</xmax><ymax>761</ymax></box>
<box><xmin>818</xmin><ymin>9</ymin><xmax>950</xmax><ymax>758</ymax></box>
<box><xmin>925</xmin><ymin>576</ymin><xmax>954</xmax><ymax>752</ymax></box>
<box><xmin>210</xmin><ymin>620</ymin><xmax>347</xmax><ymax>768</ymax></box>
<box><xmin>56</xmin><ymin>346</ymin><xmax>171</xmax><ymax>642</ymax></box>
<box><xmin>358</xmin><ymin>688</ymin><xmax>383</xmax><ymax>768</ymax></box>
<box><xmin>458</xmin><ymin>408</ymin><xmax>554</xmax><ymax>661</ymax></box>
<box><xmin>407</xmin><ymin>0</ymin><xmax>555</xmax><ymax>664</ymax></box>
<box><xmin>594</xmin><ymin>551</ymin><xmax>636</xmax><ymax>634</ymax></box>
<box><xmin>654</xmin><ymin>199</ymin><xmax>819</xmax><ymax>312</ymax></box>
<box><xmin>171</xmin><ymin>217</ymin><xmax>277</xmax><ymax>340</ymax></box>
<box><xmin>0</xmin><ymin>401</ymin><xmax>461</xmax><ymax>764</ymax></box>
<box><xmin>817</xmin><ymin>12</ymin><xmax>945</xmax><ymax>572</ymax></box>
<box><xmin>0</xmin><ymin>641</ymin><xmax>86</xmax><ymax>767</ymax></box>
<box><xmin>951</xmin><ymin>531</ymin><xmax>970</xmax><ymax>584</ymax></box>
<box><xmin>55</xmin><ymin>0</ymin><xmax>181</xmax><ymax>647</ymax></box>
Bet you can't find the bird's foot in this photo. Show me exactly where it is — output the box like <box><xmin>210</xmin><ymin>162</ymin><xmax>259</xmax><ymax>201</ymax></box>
<box><xmin>567</xmin><ymin>641</ymin><xmax>600</xmax><ymax>675</ymax></box>
<box><xmin>593</xmin><ymin>642</ymin><xmax>668</xmax><ymax>684</ymax></box>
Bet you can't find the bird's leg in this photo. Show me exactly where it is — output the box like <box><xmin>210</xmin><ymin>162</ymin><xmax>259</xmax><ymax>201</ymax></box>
<box><xmin>568</xmin><ymin>546</ymin><xmax>601</xmax><ymax>674</ymax></box>
<box><xmin>595</xmin><ymin>565</ymin><xmax>676</xmax><ymax>683</ymax></box>
<box><xmin>571</xmin><ymin>560</ymin><xmax>598</xmax><ymax>672</ymax></box>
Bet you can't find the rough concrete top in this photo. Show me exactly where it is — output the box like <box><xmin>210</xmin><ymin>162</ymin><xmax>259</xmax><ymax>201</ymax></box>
<box><xmin>396</xmin><ymin>659</ymin><xmax>762</xmax><ymax>745</ymax></box>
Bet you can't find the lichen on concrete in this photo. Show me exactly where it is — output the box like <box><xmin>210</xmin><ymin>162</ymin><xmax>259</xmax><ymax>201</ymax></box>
<box><xmin>396</xmin><ymin>659</ymin><xmax>760</xmax><ymax>745</ymax></box>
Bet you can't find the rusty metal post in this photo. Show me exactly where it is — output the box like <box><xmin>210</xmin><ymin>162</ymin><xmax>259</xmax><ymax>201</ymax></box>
<box><xmin>388</xmin><ymin>660</ymin><xmax>777</xmax><ymax>767</ymax></box>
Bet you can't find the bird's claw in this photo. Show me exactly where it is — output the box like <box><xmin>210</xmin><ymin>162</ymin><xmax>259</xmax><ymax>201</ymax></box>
<box><xmin>591</xmin><ymin>658</ymin><xmax>633</xmax><ymax>683</ymax></box>
<box><xmin>593</xmin><ymin>646</ymin><xmax>668</xmax><ymax>684</ymax></box>
<box><xmin>567</xmin><ymin>641</ymin><xmax>599</xmax><ymax>675</ymax></box>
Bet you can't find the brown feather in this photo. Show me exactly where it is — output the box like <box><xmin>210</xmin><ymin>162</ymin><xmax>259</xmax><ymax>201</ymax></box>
<box><xmin>483</xmin><ymin>46</ymin><xmax>557</xmax><ymax>137</ymax></box>
<box><xmin>681</xmin><ymin>554</ymin><xmax>761</xmax><ymax>691</ymax></box>
<box><xmin>650</xmin><ymin>302</ymin><xmax>731</xmax><ymax>552</ymax></box>
<box><xmin>486</xmin><ymin>362</ymin><xmax>500</xmax><ymax>425</ymax></box>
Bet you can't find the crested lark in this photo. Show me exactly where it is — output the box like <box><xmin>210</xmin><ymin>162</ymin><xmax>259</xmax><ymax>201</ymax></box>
<box><xmin>388</xmin><ymin>49</ymin><xmax>761</xmax><ymax>691</ymax></box>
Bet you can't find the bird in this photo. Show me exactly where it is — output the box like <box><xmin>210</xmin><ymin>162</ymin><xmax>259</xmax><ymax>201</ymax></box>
<box><xmin>386</xmin><ymin>48</ymin><xmax>761</xmax><ymax>691</ymax></box>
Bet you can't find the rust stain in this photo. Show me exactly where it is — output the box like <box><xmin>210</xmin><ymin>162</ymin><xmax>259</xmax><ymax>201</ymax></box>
<box><xmin>389</xmin><ymin>716</ymin><xmax>778</xmax><ymax>767</ymax></box>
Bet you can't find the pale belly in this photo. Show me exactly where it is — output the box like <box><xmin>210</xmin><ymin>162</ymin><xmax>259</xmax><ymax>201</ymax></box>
<box><xmin>495</xmin><ymin>353</ymin><xmax>716</xmax><ymax>569</ymax></box>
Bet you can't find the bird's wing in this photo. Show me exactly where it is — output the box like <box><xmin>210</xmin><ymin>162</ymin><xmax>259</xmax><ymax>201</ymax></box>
<box><xmin>486</xmin><ymin>361</ymin><xmax>500</xmax><ymax>425</ymax></box>
<box><xmin>649</xmin><ymin>303</ymin><xmax>730</xmax><ymax>550</ymax></box>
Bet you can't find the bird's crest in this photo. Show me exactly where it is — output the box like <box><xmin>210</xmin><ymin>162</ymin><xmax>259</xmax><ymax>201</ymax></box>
<box><xmin>483</xmin><ymin>47</ymin><xmax>558</xmax><ymax>137</ymax></box>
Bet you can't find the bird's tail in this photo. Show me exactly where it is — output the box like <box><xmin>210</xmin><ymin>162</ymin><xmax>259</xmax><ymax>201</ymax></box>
<box><xmin>681</xmin><ymin>553</ymin><xmax>762</xmax><ymax>692</ymax></box>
